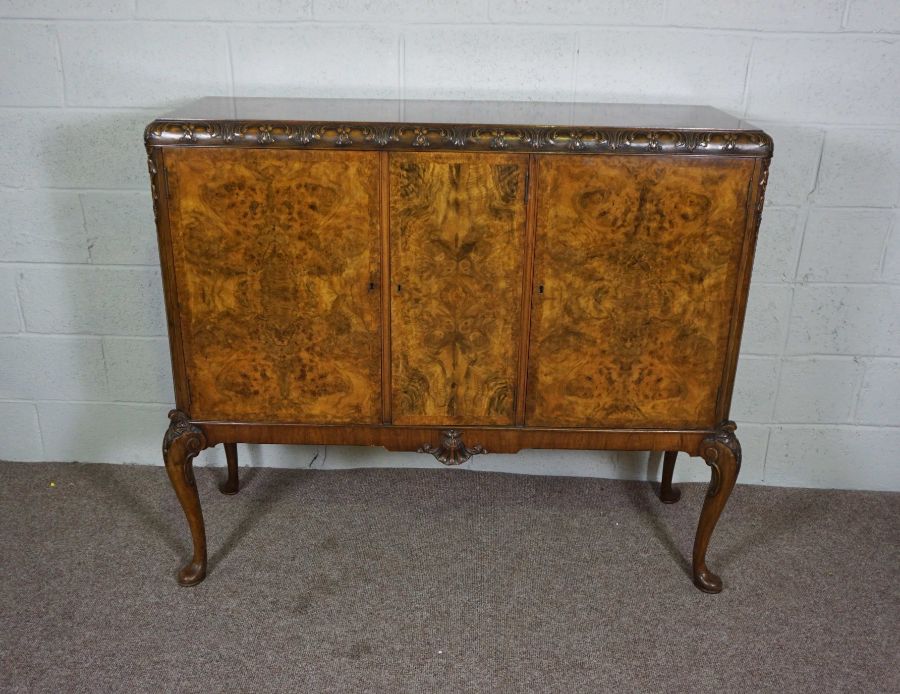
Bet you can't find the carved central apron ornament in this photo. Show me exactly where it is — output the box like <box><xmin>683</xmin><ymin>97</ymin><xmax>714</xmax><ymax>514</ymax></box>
<box><xmin>418</xmin><ymin>430</ymin><xmax>486</xmax><ymax>466</ymax></box>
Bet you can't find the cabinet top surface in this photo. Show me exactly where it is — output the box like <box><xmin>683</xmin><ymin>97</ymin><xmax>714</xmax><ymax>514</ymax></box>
<box><xmin>160</xmin><ymin>97</ymin><xmax>759</xmax><ymax>130</ymax></box>
<box><xmin>147</xmin><ymin>97</ymin><xmax>772</xmax><ymax>156</ymax></box>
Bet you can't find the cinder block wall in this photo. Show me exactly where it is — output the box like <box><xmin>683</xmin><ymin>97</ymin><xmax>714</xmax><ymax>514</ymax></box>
<box><xmin>1</xmin><ymin>1</ymin><xmax>898</xmax><ymax>490</ymax></box>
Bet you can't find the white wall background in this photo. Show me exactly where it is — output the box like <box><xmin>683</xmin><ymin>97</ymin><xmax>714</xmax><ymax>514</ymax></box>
<box><xmin>0</xmin><ymin>0</ymin><xmax>898</xmax><ymax>491</ymax></box>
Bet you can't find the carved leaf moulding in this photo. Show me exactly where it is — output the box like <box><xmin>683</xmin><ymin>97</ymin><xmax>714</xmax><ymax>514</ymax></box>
<box><xmin>146</xmin><ymin>153</ymin><xmax>159</xmax><ymax>222</ymax></box>
<box><xmin>144</xmin><ymin>121</ymin><xmax>773</xmax><ymax>157</ymax></box>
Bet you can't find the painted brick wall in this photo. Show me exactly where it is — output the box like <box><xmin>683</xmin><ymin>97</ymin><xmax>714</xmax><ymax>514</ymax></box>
<box><xmin>1</xmin><ymin>0</ymin><xmax>898</xmax><ymax>490</ymax></box>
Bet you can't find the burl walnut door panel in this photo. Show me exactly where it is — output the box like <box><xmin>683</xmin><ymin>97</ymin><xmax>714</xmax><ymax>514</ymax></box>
<box><xmin>389</xmin><ymin>152</ymin><xmax>528</xmax><ymax>425</ymax></box>
<box><xmin>526</xmin><ymin>155</ymin><xmax>754</xmax><ymax>429</ymax></box>
<box><xmin>165</xmin><ymin>148</ymin><xmax>382</xmax><ymax>423</ymax></box>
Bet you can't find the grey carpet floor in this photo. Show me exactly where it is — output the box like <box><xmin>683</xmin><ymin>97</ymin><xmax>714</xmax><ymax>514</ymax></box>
<box><xmin>0</xmin><ymin>461</ymin><xmax>898</xmax><ymax>694</ymax></box>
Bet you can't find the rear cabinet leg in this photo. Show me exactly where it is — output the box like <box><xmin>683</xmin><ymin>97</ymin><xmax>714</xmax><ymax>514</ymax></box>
<box><xmin>162</xmin><ymin>410</ymin><xmax>208</xmax><ymax>586</ymax></box>
<box><xmin>660</xmin><ymin>450</ymin><xmax>681</xmax><ymax>503</ymax></box>
<box><xmin>220</xmin><ymin>443</ymin><xmax>239</xmax><ymax>495</ymax></box>
<box><xmin>692</xmin><ymin>421</ymin><xmax>741</xmax><ymax>593</ymax></box>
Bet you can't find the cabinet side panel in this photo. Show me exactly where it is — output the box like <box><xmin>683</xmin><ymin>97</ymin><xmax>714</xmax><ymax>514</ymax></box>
<box><xmin>165</xmin><ymin>148</ymin><xmax>382</xmax><ymax>423</ymax></box>
<box><xmin>150</xmin><ymin>147</ymin><xmax>190</xmax><ymax>411</ymax></box>
<box><xmin>390</xmin><ymin>152</ymin><xmax>528</xmax><ymax>426</ymax></box>
<box><xmin>717</xmin><ymin>158</ymin><xmax>768</xmax><ymax>420</ymax></box>
<box><xmin>526</xmin><ymin>154</ymin><xmax>754</xmax><ymax>429</ymax></box>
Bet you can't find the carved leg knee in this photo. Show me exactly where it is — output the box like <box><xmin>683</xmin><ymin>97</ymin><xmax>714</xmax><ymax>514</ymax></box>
<box><xmin>220</xmin><ymin>443</ymin><xmax>239</xmax><ymax>495</ymax></box>
<box><xmin>163</xmin><ymin>410</ymin><xmax>208</xmax><ymax>586</ymax></box>
<box><xmin>660</xmin><ymin>450</ymin><xmax>681</xmax><ymax>504</ymax></box>
<box><xmin>692</xmin><ymin>421</ymin><xmax>741</xmax><ymax>594</ymax></box>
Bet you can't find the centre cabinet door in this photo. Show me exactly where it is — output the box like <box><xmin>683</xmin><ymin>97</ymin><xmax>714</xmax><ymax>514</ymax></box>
<box><xmin>389</xmin><ymin>152</ymin><xmax>529</xmax><ymax>425</ymax></box>
<box><xmin>163</xmin><ymin>147</ymin><xmax>382</xmax><ymax>423</ymax></box>
<box><xmin>525</xmin><ymin>154</ymin><xmax>755</xmax><ymax>429</ymax></box>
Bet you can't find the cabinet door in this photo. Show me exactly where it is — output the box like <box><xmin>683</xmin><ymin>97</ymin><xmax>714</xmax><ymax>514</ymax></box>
<box><xmin>165</xmin><ymin>148</ymin><xmax>382</xmax><ymax>423</ymax></box>
<box><xmin>390</xmin><ymin>152</ymin><xmax>528</xmax><ymax>425</ymax></box>
<box><xmin>526</xmin><ymin>155</ymin><xmax>754</xmax><ymax>429</ymax></box>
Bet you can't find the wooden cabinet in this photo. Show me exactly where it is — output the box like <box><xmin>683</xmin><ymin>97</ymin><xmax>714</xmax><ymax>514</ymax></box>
<box><xmin>147</xmin><ymin>98</ymin><xmax>772</xmax><ymax>592</ymax></box>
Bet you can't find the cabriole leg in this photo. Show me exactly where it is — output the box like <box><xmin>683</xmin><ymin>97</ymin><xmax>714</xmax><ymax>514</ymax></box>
<box><xmin>162</xmin><ymin>409</ymin><xmax>208</xmax><ymax>587</ymax></box>
<box><xmin>220</xmin><ymin>443</ymin><xmax>239</xmax><ymax>495</ymax></box>
<box><xmin>660</xmin><ymin>450</ymin><xmax>681</xmax><ymax>503</ymax></box>
<box><xmin>692</xmin><ymin>421</ymin><xmax>741</xmax><ymax>594</ymax></box>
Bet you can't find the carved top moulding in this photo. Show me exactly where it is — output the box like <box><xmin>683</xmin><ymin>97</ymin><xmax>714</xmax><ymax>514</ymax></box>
<box><xmin>145</xmin><ymin>97</ymin><xmax>773</xmax><ymax>157</ymax></box>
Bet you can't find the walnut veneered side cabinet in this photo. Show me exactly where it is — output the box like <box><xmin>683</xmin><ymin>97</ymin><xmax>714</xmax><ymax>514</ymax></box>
<box><xmin>145</xmin><ymin>97</ymin><xmax>772</xmax><ymax>592</ymax></box>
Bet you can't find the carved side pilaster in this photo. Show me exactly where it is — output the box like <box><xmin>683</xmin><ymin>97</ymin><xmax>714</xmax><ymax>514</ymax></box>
<box><xmin>753</xmin><ymin>160</ymin><xmax>771</xmax><ymax>235</ymax></box>
<box><xmin>146</xmin><ymin>152</ymin><xmax>160</xmax><ymax>223</ymax></box>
